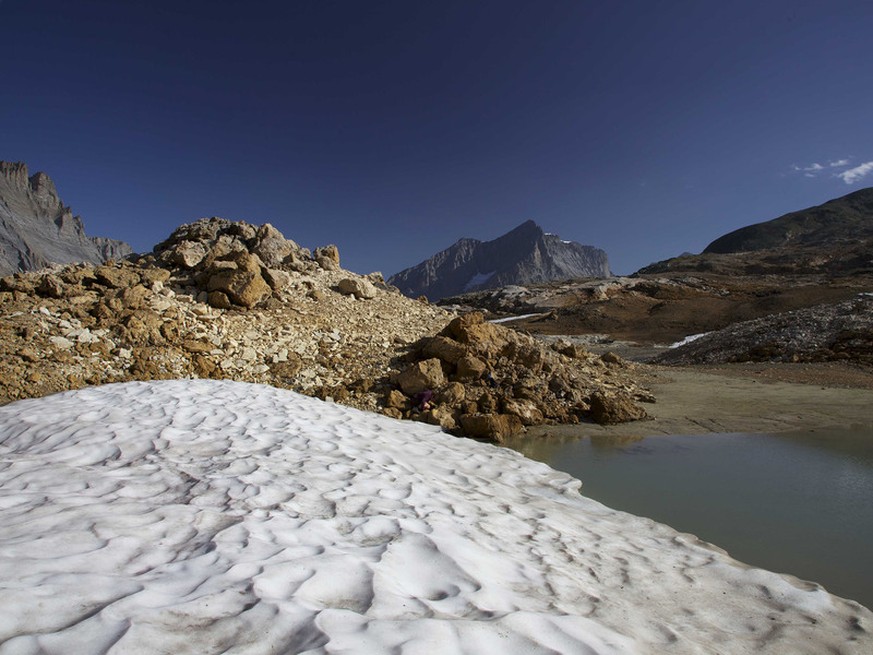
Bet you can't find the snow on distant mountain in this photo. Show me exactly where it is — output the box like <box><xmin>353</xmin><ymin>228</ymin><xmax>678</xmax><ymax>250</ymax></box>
<box><xmin>388</xmin><ymin>220</ymin><xmax>610</xmax><ymax>300</ymax></box>
<box><xmin>0</xmin><ymin>161</ymin><xmax>131</xmax><ymax>276</ymax></box>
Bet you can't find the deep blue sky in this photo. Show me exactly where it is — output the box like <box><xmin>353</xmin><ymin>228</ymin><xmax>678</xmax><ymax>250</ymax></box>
<box><xmin>3</xmin><ymin>1</ymin><xmax>872</xmax><ymax>275</ymax></box>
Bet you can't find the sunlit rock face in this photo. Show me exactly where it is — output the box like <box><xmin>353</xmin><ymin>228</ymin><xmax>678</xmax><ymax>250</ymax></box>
<box><xmin>388</xmin><ymin>220</ymin><xmax>610</xmax><ymax>301</ymax></box>
<box><xmin>0</xmin><ymin>161</ymin><xmax>132</xmax><ymax>276</ymax></box>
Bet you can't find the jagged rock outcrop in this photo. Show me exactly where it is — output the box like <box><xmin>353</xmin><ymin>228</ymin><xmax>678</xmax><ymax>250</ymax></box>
<box><xmin>388</xmin><ymin>220</ymin><xmax>610</xmax><ymax>300</ymax></box>
<box><xmin>0</xmin><ymin>161</ymin><xmax>132</xmax><ymax>275</ymax></box>
<box><xmin>0</xmin><ymin>219</ymin><xmax>651</xmax><ymax>441</ymax></box>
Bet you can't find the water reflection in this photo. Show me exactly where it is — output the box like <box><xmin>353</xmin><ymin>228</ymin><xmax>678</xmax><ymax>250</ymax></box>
<box><xmin>503</xmin><ymin>428</ymin><xmax>873</xmax><ymax>611</ymax></box>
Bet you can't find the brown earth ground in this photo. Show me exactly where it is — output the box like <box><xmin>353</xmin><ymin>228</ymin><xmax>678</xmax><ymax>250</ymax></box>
<box><xmin>508</xmin><ymin>272</ymin><xmax>873</xmax><ymax>345</ymax></box>
<box><xmin>470</xmin><ymin>271</ymin><xmax>873</xmax><ymax>439</ymax></box>
<box><xmin>523</xmin><ymin>362</ymin><xmax>873</xmax><ymax>441</ymax></box>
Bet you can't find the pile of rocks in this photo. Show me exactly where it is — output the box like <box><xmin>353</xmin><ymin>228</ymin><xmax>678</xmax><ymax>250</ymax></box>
<box><xmin>385</xmin><ymin>312</ymin><xmax>649</xmax><ymax>441</ymax></box>
<box><xmin>0</xmin><ymin>218</ymin><xmax>651</xmax><ymax>440</ymax></box>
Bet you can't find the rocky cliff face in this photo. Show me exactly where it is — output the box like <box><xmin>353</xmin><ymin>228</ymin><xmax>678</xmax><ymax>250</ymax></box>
<box><xmin>0</xmin><ymin>161</ymin><xmax>132</xmax><ymax>275</ymax></box>
<box><xmin>388</xmin><ymin>220</ymin><xmax>610</xmax><ymax>300</ymax></box>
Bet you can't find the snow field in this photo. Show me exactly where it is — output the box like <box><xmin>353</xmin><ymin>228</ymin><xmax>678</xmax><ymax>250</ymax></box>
<box><xmin>0</xmin><ymin>380</ymin><xmax>870</xmax><ymax>654</ymax></box>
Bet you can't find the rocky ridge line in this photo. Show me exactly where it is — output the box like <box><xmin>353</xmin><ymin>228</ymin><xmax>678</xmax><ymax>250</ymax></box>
<box><xmin>0</xmin><ymin>161</ymin><xmax>132</xmax><ymax>275</ymax></box>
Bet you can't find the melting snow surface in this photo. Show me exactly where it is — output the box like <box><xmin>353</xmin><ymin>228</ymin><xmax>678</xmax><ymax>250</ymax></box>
<box><xmin>0</xmin><ymin>380</ymin><xmax>869</xmax><ymax>654</ymax></box>
<box><xmin>669</xmin><ymin>332</ymin><xmax>710</xmax><ymax>348</ymax></box>
<box><xmin>488</xmin><ymin>313</ymin><xmax>542</xmax><ymax>324</ymax></box>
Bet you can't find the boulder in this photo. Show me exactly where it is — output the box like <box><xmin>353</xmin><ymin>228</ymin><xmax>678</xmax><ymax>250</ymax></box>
<box><xmin>437</xmin><ymin>381</ymin><xmax>466</xmax><ymax>406</ymax></box>
<box><xmin>262</xmin><ymin>268</ymin><xmax>292</xmax><ymax>292</ymax></box>
<box><xmin>315</xmin><ymin>245</ymin><xmax>341</xmax><ymax>271</ymax></box>
<box><xmin>385</xmin><ymin>389</ymin><xmax>408</xmax><ymax>410</ymax></box>
<box><xmin>424</xmin><ymin>405</ymin><xmax>458</xmax><ymax>431</ymax></box>
<box><xmin>442</xmin><ymin>312</ymin><xmax>508</xmax><ymax>353</ymax></box>
<box><xmin>36</xmin><ymin>274</ymin><xmax>65</xmax><ymax>298</ymax></box>
<box><xmin>459</xmin><ymin>413</ymin><xmax>523</xmax><ymax>443</ymax></box>
<box><xmin>502</xmin><ymin>398</ymin><xmax>545</xmax><ymax>426</ymax></box>
<box><xmin>207</xmin><ymin>290</ymin><xmax>233</xmax><ymax>309</ymax></box>
<box><xmin>95</xmin><ymin>265</ymin><xmax>141</xmax><ymax>289</ymax></box>
<box><xmin>456</xmin><ymin>354</ymin><xmax>486</xmax><ymax>381</ymax></box>
<box><xmin>207</xmin><ymin>269</ymin><xmax>271</xmax><ymax>308</ymax></box>
<box><xmin>396</xmin><ymin>358</ymin><xmax>445</xmax><ymax>395</ymax></box>
<box><xmin>421</xmin><ymin>336</ymin><xmax>467</xmax><ymax>365</ymax></box>
<box><xmin>253</xmin><ymin>224</ymin><xmax>298</xmax><ymax>267</ymax></box>
<box><xmin>168</xmin><ymin>240</ymin><xmax>208</xmax><ymax>268</ymax></box>
<box><xmin>337</xmin><ymin>278</ymin><xmax>378</xmax><ymax>300</ymax></box>
<box><xmin>588</xmin><ymin>391</ymin><xmax>648</xmax><ymax>425</ymax></box>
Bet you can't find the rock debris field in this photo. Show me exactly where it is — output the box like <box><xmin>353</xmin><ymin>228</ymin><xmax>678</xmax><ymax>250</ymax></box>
<box><xmin>0</xmin><ymin>218</ymin><xmax>650</xmax><ymax>440</ymax></box>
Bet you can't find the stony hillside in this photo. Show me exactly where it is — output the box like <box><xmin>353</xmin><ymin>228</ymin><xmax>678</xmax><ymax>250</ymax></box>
<box><xmin>0</xmin><ymin>217</ymin><xmax>650</xmax><ymax>440</ymax></box>
<box><xmin>0</xmin><ymin>161</ymin><xmax>132</xmax><ymax>275</ymax></box>
<box><xmin>388</xmin><ymin>220</ymin><xmax>610</xmax><ymax>300</ymax></box>
<box><xmin>653</xmin><ymin>294</ymin><xmax>873</xmax><ymax>367</ymax></box>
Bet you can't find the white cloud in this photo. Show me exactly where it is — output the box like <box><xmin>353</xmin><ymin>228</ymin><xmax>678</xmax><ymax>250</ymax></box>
<box><xmin>792</xmin><ymin>162</ymin><xmax>828</xmax><ymax>174</ymax></box>
<box><xmin>837</xmin><ymin>161</ymin><xmax>873</xmax><ymax>185</ymax></box>
<box><xmin>790</xmin><ymin>157</ymin><xmax>856</xmax><ymax>180</ymax></box>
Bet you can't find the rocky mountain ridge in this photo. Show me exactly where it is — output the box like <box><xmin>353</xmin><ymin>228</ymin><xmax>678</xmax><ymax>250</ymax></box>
<box><xmin>0</xmin><ymin>161</ymin><xmax>132</xmax><ymax>276</ymax></box>
<box><xmin>0</xmin><ymin>217</ymin><xmax>650</xmax><ymax>441</ymax></box>
<box><xmin>640</xmin><ymin>187</ymin><xmax>873</xmax><ymax>276</ymax></box>
<box><xmin>388</xmin><ymin>220</ymin><xmax>610</xmax><ymax>300</ymax></box>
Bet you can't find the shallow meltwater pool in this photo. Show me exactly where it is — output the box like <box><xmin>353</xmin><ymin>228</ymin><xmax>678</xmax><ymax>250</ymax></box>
<box><xmin>503</xmin><ymin>428</ymin><xmax>873</xmax><ymax>611</ymax></box>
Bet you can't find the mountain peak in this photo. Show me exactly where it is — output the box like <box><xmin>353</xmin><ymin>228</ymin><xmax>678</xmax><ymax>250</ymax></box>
<box><xmin>388</xmin><ymin>221</ymin><xmax>609</xmax><ymax>300</ymax></box>
<box><xmin>0</xmin><ymin>160</ymin><xmax>132</xmax><ymax>275</ymax></box>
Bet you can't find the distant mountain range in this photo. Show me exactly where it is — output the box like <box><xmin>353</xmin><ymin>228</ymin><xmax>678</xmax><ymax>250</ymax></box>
<box><xmin>639</xmin><ymin>187</ymin><xmax>873</xmax><ymax>275</ymax></box>
<box><xmin>388</xmin><ymin>220</ymin><xmax>610</xmax><ymax>300</ymax></box>
<box><xmin>0</xmin><ymin>161</ymin><xmax>131</xmax><ymax>276</ymax></box>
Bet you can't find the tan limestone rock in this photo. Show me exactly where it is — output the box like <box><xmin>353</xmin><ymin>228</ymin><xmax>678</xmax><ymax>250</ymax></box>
<box><xmin>95</xmin><ymin>265</ymin><xmax>141</xmax><ymax>289</ymax></box>
<box><xmin>456</xmin><ymin>354</ymin><xmax>486</xmax><ymax>381</ymax></box>
<box><xmin>252</xmin><ymin>224</ymin><xmax>299</xmax><ymax>267</ymax></box>
<box><xmin>207</xmin><ymin>269</ymin><xmax>271</xmax><ymax>308</ymax></box>
<box><xmin>502</xmin><ymin>398</ymin><xmax>545</xmax><ymax>426</ymax></box>
<box><xmin>421</xmin><ymin>335</ymin><xmax>467</xmax><ymax>365</ymax></box>
<box><xmin>438</xmin><ymin>381</ymin><xmax>466</xmax><ymax>406</ymax></box>
<box><xmin>337</xmin><ymin>278</ymin><xmax>378</xmax><ymax>300</ymax></box>
<box><xmin>459</xmin><ymin>413</ymin><xmax>523</xmax><ymax>443</ymax></box>
<box><xmin>315</xmin><ymin>245</ymin><xmax>340</xmax><ymax>271</ymax></box>
<box><xmin>396</xmin><ymin>358</ymin><xmax>445</xmax><ymax>395</ymax></box>
<box><xmin>589</xmin><ymin>391</ymin><xmax>648</xmax><ymax>425</ymax></box>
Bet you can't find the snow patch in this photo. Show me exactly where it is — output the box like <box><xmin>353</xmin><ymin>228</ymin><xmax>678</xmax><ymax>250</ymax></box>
<box><xmin>0</xmin><ymin>380</ymin><xmax>868</xmax><ymax>653</ymax></box>
<box><xmin>463</xmin><ymin>270</ymin><xmax>495</xmax><ymax>291</ymax></box>
<box><xmin>670</xmin><ymin>332</ymin><xmax>710</xmax><ymax>348</ymax></box>
<box><xmin>489</xmin><ymin>313</ymin><xmax>542</xmax><ymax>324</ymax></box>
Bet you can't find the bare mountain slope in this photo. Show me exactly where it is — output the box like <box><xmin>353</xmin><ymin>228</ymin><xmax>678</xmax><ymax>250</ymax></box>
<box><xmin>0</xmin><ymin>161</ymin><xmax>131</xmax><ymax>275</ymax></box>
<box><xmin>388</xmin><ymin>220</ymin><xmax>610</xmax><ymax>300</ymax></box>
<box><xmin>641</xmin><ymin>187</ymin><xmax>873</xmax><ymax>276</ymax></box>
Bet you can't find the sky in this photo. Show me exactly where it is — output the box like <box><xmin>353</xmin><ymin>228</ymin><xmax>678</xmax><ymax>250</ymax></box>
<box><xmin>2</xmin><ymin>0</ymin><xmax>872</xmax><ymax>276</ymax></box>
